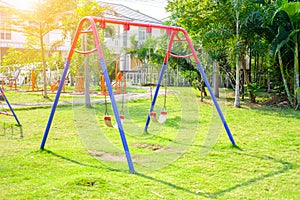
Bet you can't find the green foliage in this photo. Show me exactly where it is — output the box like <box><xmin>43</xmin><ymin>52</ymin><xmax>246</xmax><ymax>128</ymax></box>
<box><xmin>272</xmin><ymin>1</ymin><xmax>300</xmax><ymax>109</ymax></box>
<box><xmin>246</xmin><ymin>82</ymin><xmax>260</xmax><ymax>94</ymax></box>
<box><xmin>166</xmin><ymin>0</ymin><xmax>300</xmax><ymax>109</ymax></box>
<box><xmin>1</xmin><ymin>47</ymin><xmax>41</xmax><ymax>71</ymax></box>
<box><xmin>295</xmin><ymin>87</ymin><xmax>300</xmax><ymax>95</ymax></box>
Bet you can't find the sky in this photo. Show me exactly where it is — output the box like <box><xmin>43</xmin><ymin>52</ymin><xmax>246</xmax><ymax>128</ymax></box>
<box><xmin>99</xmin><ymin>0</ymin><xmax>170</xmax><ymax>20</ymax></box>
<box><xmin>7</xmin><ymin>0</ymin><xmax>170</xmax><ymax>21</ymax></box>
<box><xmin>7</xmin><ymin>0</ymin><xmax>36</xmax><ymax>10</ymax></box>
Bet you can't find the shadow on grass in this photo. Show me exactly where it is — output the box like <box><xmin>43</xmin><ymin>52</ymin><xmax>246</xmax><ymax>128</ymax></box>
<box><xmin>207</xmin><ymin>152</ymin><xmax>298</xmax><ymax>198</ymax></box>
<box><xmin>41</xmin><ymin>149</ymin><xmax>125</xmax><ymax>173</ymax></box>
<box><xmin>41</xmin><ymin>148</ymin><xmax>297</xmax><ymax>198</ymax></box>
<box><xmin>137</xmin><ymin>151</ymin><xmax>297</xmax><ymax>198</ymax></box>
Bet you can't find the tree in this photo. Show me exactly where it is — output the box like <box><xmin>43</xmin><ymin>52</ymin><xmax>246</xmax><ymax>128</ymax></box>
<box><xmin>166</xmin><ymin>0</ymin><xmax>245</xmax><ymax>104</ymax></box>
<box><xmin>273</xmin><ymin>1</ymin><xmax>300</xmax><ymax>109</ymax></box>
<box><xmin>61</xmin><ymin>0</ymin><xmax>111</xmax><ymax>107</ymax></box>
<box><xmin>1</xmin><ymin>43</ymin><xmax>42</xmax><ymax>74</ymax></box>
<box><xmin>230</xmin><ymin>0</ymin><xmax>243</xmax><ymax>107</ymax></box>
<box><xmin>1</xmin><ymin>0</ymin><xmax>75</xmax><ymax>98</ymax></box>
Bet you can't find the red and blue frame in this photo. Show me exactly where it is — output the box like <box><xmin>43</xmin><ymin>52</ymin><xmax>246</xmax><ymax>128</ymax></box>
<box><xmin>40</xmin><ymin>17</ymin><xmax>236</xmax><ymax>173</ymax></box>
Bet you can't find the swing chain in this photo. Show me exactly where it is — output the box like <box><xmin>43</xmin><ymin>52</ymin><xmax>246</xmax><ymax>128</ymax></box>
<box><xmin>120</xmin><ymin>74</ymin><xmax>125</xmax><ymax>116</ymax></box>
<box><xmin>163</xmin><ymin>71</ymin><xmax>167</xmax><ymax>110</ymax></box>
<box><xmin>150</xmin><ymin>85</ymin><xmax>153</xmax><ymax>102</ymax></box>
<box><xmin>163</xmin><ymin>82</ymin><xmax>167</xmax><ymax>110</ymax></box>
<box><xmin>104</xmin><ymin>92</ymin><xmax>109</xmax><ymax>115</ymax></box>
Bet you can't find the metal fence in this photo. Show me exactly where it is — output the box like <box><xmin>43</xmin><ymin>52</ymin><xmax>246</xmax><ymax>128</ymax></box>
<box><xmin>124</xmin><ymin>71</ymin><xmax>190</xmax><ymax>87</ymax></box>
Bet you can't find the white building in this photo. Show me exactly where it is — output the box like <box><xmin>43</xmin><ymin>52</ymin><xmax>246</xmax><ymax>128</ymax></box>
<box><xmin>0</xmin><ymin>0</ymin><xmax>163</xmax><ymax>71</ymax></box>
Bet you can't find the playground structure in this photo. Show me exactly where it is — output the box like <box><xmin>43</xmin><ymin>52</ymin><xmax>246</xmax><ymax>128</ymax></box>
<box><xmin>9</xmin><ymin>67</ymin><xmax>21</xmax><ymax>90</ymax></box>
<box><xmin>27</xmin><ymin>69</ymin><xmax>39</xmax><ymax>92</ymax></box>
<box><xmin>50</xmin><ymin>78</ymin><xmax>65</xmax><ymax>93</ymax></box>
<box><xmin>40</xmin><ymin>17</ymin><xmax>237</xmax><ymax>173</ymax></box>
<box><xmin>0</xmin><ymin>65</ymin><xmax>68</xmax><ymax>92</ymax></box>
<box><xmin>100</xmin><ymin>60</ymin><xmax>126</xmax><ymax>95</ymax></box>
<box><xmin>0</xmin><ymin>66</ymin><xmax>39</xmax><ymax>92</ymax></box>
<box><xmin>0</xmin><ymin>87</ymin><xmax>21</xmax><ymax>126</ymax></box>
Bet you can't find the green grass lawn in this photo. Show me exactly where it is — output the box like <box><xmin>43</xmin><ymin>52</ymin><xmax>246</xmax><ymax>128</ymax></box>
<box><xmin>0</xmin><ymin>87</ymin><xmax>299</xmax><ymax>199</ymax></box>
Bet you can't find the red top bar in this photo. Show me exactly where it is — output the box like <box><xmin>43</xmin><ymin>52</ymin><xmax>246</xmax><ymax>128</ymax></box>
<box><xmin>68</xmin><ymin>17</ymin><xmax>200</xmax><ymax>63</ymax></box>
<box><xmin>94</xmin><ymin>17</ymin><xmax>183</xmax><ymax>32</ymax></box>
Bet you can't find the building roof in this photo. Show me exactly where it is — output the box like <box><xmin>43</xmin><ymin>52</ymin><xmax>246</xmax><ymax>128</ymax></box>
<box><xmin>98</xmin><ymin>1</ymin><xmax>162</xmax><ymax>24</ymax></box>
<box><xmin>0</xmin><ymin>0</ymin><xmax>10</xmax><ymax>6</ymax></box>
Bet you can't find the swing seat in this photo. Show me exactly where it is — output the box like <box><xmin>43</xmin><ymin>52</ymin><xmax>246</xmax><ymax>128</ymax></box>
<box><xmin>114</xmin><ymin>115</ymin><xmax>125</xmax><ymax>128</ymax></box>
<box><xmin>150</xmin><ymin>110</ymin><xmax>167</xmax><ymax>124</ymax></box>
<box><xmin>104</xmin><ymin>115</ymin><xmax>125</xmax><ymax>128</ymax></box>
<box><xmin>104</xmin><ymin>115</ymin><xmax>114</xmax><ymax>128</ymax></box>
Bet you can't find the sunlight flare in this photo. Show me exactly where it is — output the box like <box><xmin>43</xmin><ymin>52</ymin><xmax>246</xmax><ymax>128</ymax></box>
<box><xmin>11</xmin><ymin>0</ymin><xmax>37</xmax><ymax>10</ymax></box>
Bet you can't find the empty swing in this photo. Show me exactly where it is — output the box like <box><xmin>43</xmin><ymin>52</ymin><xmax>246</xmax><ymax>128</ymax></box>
<box><xmin>149</xmin><ymin>81</ymin><xmax>167</xmax><ymax>124</ymax></box>
<box><xmin>103</xmin><ymin>92</ymin><xmax>114</xmax><ymax>127</ymax></box>
<box><xmin>114</xmin><ymin>81</ymin><xmax>126</xmax><ymax>128</ymax></box>
<box><xmin>103</xmin><ymin>88</ymin><xmax>125</xmax><ymax>128</ymax></box>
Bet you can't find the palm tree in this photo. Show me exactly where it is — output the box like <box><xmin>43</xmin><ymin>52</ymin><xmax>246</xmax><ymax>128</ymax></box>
<box><xmin>231</xmin><ymin>0</ymin><xmax>243</xmax><ymax>107</ymax></box>
<box><xmin>273</xmin><ymin>2</ymin><xmax>300</xmax><ymax>109</ymax></box>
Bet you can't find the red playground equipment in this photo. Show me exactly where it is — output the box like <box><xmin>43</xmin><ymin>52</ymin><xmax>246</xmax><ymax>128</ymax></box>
<box><xmin>0</xmin><ymin>87</ymin><xmax>21</xmax><ymax>126</ymax></box>
<box><xmin>27</xmin><ymin>69</ymin><xmax>39</xmax><ymax>92</ymax></box>
<box><xmin>50</xmin><ymin>79</ymin><xmax>66</xmax><ymax>93</ymax></box>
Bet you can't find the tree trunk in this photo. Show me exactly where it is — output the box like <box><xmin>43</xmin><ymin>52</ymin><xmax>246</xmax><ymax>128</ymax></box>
<box><xmin>83</xmin><ymin>34</ymin><xmax>91</xmax><ymax>108</ymax></box>
<box><xmin>234</xmin><ymin>56</ymin><xmax>241</xmax><ymax>107</ymax></box>
<box><xmin>40</xmin><ymin>24</ymin><xmax>48</xmax><ymax>98</ymax></box>
<box><xmin>278</xmin><ymin>50</ymin><xmax>293</xmax><ymax>106</ymax></box>
<box><xmin>241</xmin><ymin>54</ymin><xmax>255</xmax><ymax>103</ymax></box>
<box><xmin>294</xmin><ymin>38</ymin><xmax>299</xmax><ymax>110</ymax></box>
<box><xmin>267</xmin><ymin>73</ymin><xmax>271</xmax><ymax>93</ymax></box>
<box><xmin>212</xmin><ymin>60</ymin><xmax>219</xmax><ymax>98</ymax></box>
<box><xmin>84</xmin><ymin>56</ymin><xmax>91</xmax><ymax>108</ymax></box>
<box><xmin>234</xmin><ymin>10</ymin><xmax>240</xmax><ymax>108</ymax></box>
<box><xmin>249</xmin><ymin>48</ymin><xmax>252</xmax><ymax>83</ymax></box>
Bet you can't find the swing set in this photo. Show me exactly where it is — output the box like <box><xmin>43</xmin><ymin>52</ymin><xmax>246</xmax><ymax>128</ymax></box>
<box><xmin>40</xmin><ymin>17</ymin><xmax>236</xmax><ymax>173</ymax></box>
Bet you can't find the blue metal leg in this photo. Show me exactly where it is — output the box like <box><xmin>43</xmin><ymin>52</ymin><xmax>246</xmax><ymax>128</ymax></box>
<box><xmin>40</xmin><ymin>60</ymin><xmax>70</xmax><ymax>149</ymax></box>
<box><xmin>100</xmin><ymin>58</ymin><xmax>135</xmax><ymax>173</ymax></box>
<box><xmin>196</xmin><ymin>62</ymin><xmax>236</xmax><ymax>146</ymax></box>
<box><xmin>144</xmin><ymin>62</ymin><xmax>167</xmax><ymax>132</ymax></box>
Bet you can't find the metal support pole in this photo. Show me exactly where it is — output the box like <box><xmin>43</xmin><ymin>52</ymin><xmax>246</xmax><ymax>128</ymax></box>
<box><xmin>40</xmin><ymin>61</ymin><xmax>70</xmax><ymax>149</ymax></box>
<box><xmin>99</xmin><ymin>59</ymin><xmax>135</xmax><ymax>173</ymax></box>
<box><xmin>196</xmin><ymin>62</ymin><xmax>236</xmax><ymax>146</ymax></box>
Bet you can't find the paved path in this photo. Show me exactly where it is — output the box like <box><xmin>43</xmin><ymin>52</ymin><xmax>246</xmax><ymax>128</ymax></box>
<box><xmin>5</xmin><ymin>90</ymin><xmax>177</xmax><ymax>109</ymax></box>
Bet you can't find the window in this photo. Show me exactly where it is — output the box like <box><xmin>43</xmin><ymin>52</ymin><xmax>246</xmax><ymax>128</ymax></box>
<box><xmin>114</xmin><ymin>39</ymin><xmax>119</xmax><ymax>46</ymax></box>
<box><xmin>0</xmin><ymin>13</ymin><xmax>11</xmax><ymax>40</ymax></box>
<box><xmin>0</xmin><ymin>31</ymin><xmax>12</xmax><ymax>40</ymax></box>
<box><xmin>138</xmin><ymin>29</ymin><xmax>146</xmax><ymax>41</ymax></box>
